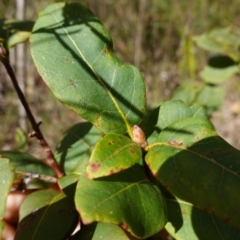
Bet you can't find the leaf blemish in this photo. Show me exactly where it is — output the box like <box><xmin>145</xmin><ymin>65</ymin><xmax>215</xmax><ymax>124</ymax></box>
<box><xmin>89</xmin><ymin>163</ymin><xmax>101</xmax><ymax>172</ymax></box>
<box><xmin>109</xmin><ymin>169</ymin><xmax>115</xmax><ymax>175</ymax></box>
<box><xmin>130</xmin><ymin>148</ymin><xmax>135</xmax><ymax>154</ymax></box>
<box><xmin>103</xmin><ymin>47</ymin><xmax>109</xmax><ymax>55</ymax></box>
<box><xmin>169</xmin><ymin>140</ymin><xmax>183</xmax><ymax>147</ymax></box>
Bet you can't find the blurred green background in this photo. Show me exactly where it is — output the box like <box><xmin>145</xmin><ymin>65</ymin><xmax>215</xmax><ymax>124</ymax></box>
<box><xmin>0</xmin><ymin>0</ymin><xmax>240</xmax><ymax>157</ymax></box>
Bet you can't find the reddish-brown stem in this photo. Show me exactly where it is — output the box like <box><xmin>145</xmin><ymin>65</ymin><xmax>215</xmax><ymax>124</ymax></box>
<box><xmin>0</xmin><ymin>46</ymin><xmax>64</xmax><ymax>178</ymax></box>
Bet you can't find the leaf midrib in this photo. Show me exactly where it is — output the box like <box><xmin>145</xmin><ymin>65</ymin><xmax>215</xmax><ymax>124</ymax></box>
<box><xmin>51</xmin><ymin>13</ymin><xmax>133</xmax><ymax>138</ymax></box>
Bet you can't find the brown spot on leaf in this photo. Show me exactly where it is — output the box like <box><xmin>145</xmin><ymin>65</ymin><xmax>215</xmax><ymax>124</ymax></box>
<box><xmin>89</xmin><ymin>163</ymin><xmax>101</xmax><ymax>173</ymax></box>
<box><xmin>103</xmin><ymin>47</ymin><xmax>109</xmax><ymax>55</ymax></box>
<box><xmin>169</xmin><ymin>140</ymin><xmax>183</xmax><ymax>147</ymax></box>
<box><xmin>109</xmin><ymin>169</ymin><xmax>115</xmax><ymax>175</ymax></box>
<box><xmin>108</xmin><ymin>140</ymin><xmax>115</xmax><ymax>145</ymax></box>
<box><xmin>69</xmin><ymin>79</ymin><xmax>76</xmax><ymax>88</ymax></box>
<box><xmin>130</xmin><ymin>148</ymin><xmax>135</xmax><ymax>154</ymax></box>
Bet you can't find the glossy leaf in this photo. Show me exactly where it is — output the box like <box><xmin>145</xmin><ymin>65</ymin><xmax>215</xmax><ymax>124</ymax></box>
<box><xmin>75</xmin><ymin>162</ymin><xmax>167</xmax><ymax>238</ymax></box>
<box><xmin>70</xmin><ymin>222</ymin><xmax>130</xmax><ymax>240</ymax></box>
<box><xmin>165</xmin><ymin>197</ymin><xmax>240</xmax><ymax>240</ymax></box>
<box><xmin>0</xmin><ymin>158</ymin><xmax>15</xmax><ymax>218</ymax></box>
<box><xmin>30</xmin><ymin>2</ymin><xmax>146</xmax><ymax>135</ymax></box>
<box><xmin>55</xmin><ymin>122</ymin><xmax>102</xmax><ymax>174</ymax></box>
<box><xmin>0</xmin><ymin>19</ymin><xmax>34</xmax><ymax>48</ymax></box>
<box><xmin>142</xmin><ymin>100</ymin><xmax>208</xmax><ymax>144</ymax></box>
<box><xmin>146</xmin><ymin>117</ymin><xmax>240</xmax><ymax>228</ymax></box>
<box><xmin>86</xmin><ymin>133</ymin><xmax>142</xmax><ymax>179</ymax></box>
<box><xmin>200</xmin><ymin>65</ymin><xmax>239</xmax><ymax>84</ymax></box>
<box><xmin>15</xmin><ymin>189</ymin><xmax>78</xmax><ymax>240</ymax></box>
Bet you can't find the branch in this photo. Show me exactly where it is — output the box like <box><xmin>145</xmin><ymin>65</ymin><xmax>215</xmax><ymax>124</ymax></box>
<box><xmin>0</xmin><ymin>46</ymin><xmax>64</xmax><ymax>178</ymax></box>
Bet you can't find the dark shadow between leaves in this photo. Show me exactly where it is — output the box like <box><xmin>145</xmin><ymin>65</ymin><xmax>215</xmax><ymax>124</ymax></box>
<box><xmin>208</xmin><ymin>55</ymin><xmax>236</xmax><ymax>68</ymax></box>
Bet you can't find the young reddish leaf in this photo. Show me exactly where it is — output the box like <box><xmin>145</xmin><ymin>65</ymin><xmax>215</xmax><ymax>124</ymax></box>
<box><xmin>86</xmin><ymin>133</ymin><xmax>142</xmax><ymax>179</ymax></box>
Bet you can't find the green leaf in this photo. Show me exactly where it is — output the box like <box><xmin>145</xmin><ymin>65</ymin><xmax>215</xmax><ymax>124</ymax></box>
<box><xmin>195</xmin><ymin>84</ymin><xmax>224</xmax><ymax>113</ymax></box>
<box><xmin>55</xmin><ymin>122</ymin><xmax>102</xmax><ymax>174</ymax></box>
<box><xmin>70</xmin><ymin>222</ymin><xmax>130</xmax><ymax>240</ymax></box>
<box><xmin>0</xmin><ymin>19</ymin><xmax>34</xmax><ymax>48</ymax></box>
<box><xmin>193</xmin><ymin>28</ymin><xmax>231</xmax><ymax>53</ymax></box>
<box><xmin>193</xmin><ymin>32</ymin><xmax>224</xmax><ymax>53</ymax></box>
<box><xmin>75</xmin><ymin>163</ymin><xmax>167</xmax><ymax>238</ymax></box>
<box><xmin>30</xmin><ymin>2</ymin><xmax>146</xmax><ymax>135</ymax></box>
<box><xmin>146</xmin><ymin>117</ymin><xmax>240</xmax><ymax>228</ymax></box>
<box><xmin>200</xmin><ymin>65</ymin><xmax>239</xmax><ymax>84</ymax></box>
<box><xmin>165</xmin><ymin>197</ymin><xmax>240</xmax><ymax>240</ymax></box>
<box><xmin>0</xmin><ymin>158</ymin><xmax>15</xmax><ymax>218</ymax></box>
<box><xmin>86</xmin><ymin>133</ymin><xmax>142</xmax><ymax>179</ymax></box>
<box><xmin>0</xmin><ymin>151</ymin><xmax>54</xmax><ymax>175</ymax></box>
<box><xmin>142</xmin><ymin>100</ymin><xmax>208</xmax><ymax>144</ymax></box>
<box><xmin>193</xmin><ymin>28</ymin><xmax>240</xmax><ymax>61</ymax></box>
<box><xmin>0</xmin><ymin>151</ymin><xmax>55</xmax><ymax>185</ymax></box>
<box><xmin>15</xmin><ymin>189</ymin><xmax>78</xmax><ymax>240</ymax></box>
<box><xmin>172</xmin><ymin>82</ymin><xmax>204</xmax><ymax>106</ymax></box>
<box><xmin>156</xmin><ymin>100</ymin><xmax>208</xmax><ymax>130</ymax></box>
